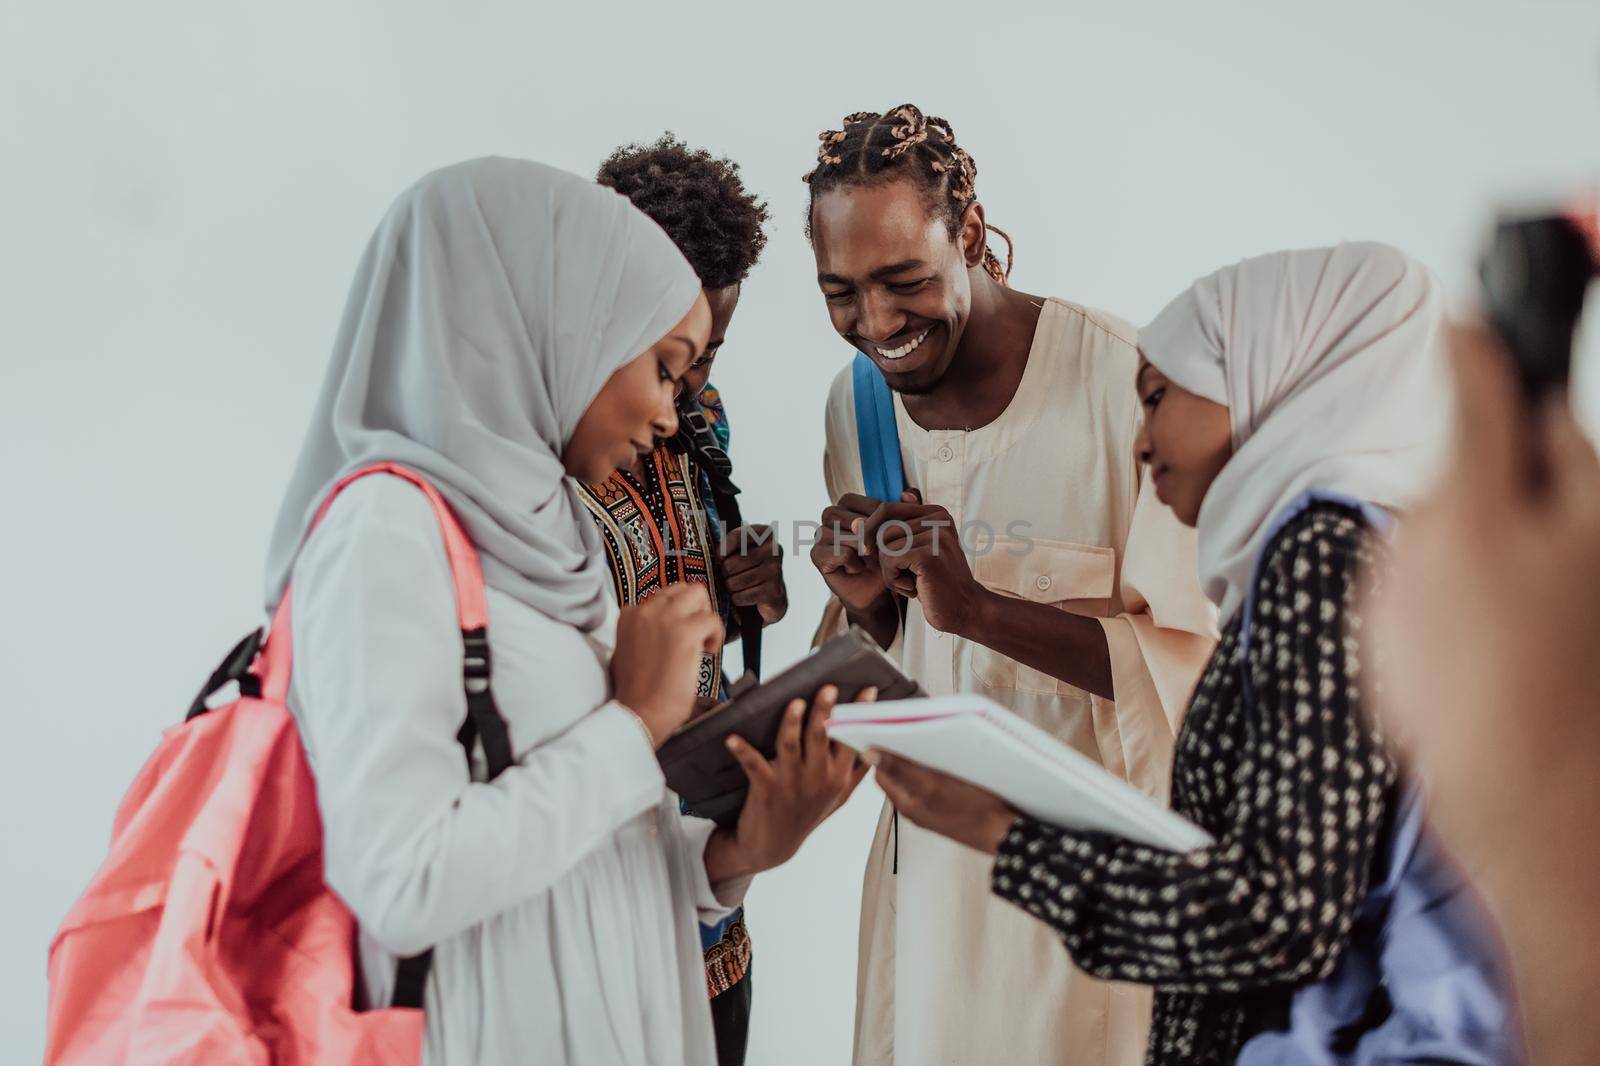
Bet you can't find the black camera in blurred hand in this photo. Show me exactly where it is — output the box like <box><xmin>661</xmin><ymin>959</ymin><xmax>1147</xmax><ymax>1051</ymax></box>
<box><xmin>1480</xmin><ymin>205</ymin><xmax>1598</xmax><ymax>399</ymax></box>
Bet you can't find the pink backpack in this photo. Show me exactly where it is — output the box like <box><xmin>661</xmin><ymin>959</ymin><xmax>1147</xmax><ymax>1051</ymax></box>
<box><xmin>45</xmin><ymin>464</ymin><xmax>514</xmax><ymax>1065</ymax></box>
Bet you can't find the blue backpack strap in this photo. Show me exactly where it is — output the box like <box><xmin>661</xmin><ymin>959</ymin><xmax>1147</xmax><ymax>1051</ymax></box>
<box><xmin>851</xmin><ymin>351</ymin><xmax>909</xmax><ymax>873</ymax></box>
<box><xmin>852</xmin><ymin>352</ymin><xmax>905</xmax><ymax>502</ymax></box>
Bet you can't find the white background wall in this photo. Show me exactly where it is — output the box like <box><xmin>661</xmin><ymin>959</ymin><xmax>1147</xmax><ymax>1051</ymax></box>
<box><xmin>5</xmin><ymin>1</ymin><xmax>1600</xmax><ymax>1061</ymax></box>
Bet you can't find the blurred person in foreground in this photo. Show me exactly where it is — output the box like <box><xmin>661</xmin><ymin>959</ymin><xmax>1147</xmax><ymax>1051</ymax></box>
<box><xmin>1371</xmin><ymin>321</ymin><xmax>1600</xmax><ymax>1065</ymax></box>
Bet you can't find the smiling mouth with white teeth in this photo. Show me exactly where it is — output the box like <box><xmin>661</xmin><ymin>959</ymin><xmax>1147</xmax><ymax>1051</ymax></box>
<box><xmin>874</xmin><ymin>327</ymin><xmax>932</xmax><ymax>361</ymax></box>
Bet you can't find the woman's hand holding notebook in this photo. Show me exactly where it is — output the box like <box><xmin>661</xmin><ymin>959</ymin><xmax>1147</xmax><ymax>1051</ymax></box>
<box><xmin>827</xmin><ymin>695</ymin><xmax>1213</xmax><ymax>853</ymax></box>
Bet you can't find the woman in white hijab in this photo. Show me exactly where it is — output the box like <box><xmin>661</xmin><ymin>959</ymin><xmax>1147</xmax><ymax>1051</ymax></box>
<box><xmin>859</xmin><ymin>244</ymin><xmax>1454</xmax><ymax>1064</ymax></box>
<box><xmin>270</xmin><ymin>158</ymin><xmax>865</xmax><ymax>1065</ymax></box>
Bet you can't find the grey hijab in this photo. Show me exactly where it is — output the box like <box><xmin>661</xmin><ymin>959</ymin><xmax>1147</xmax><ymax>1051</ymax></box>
<box><xmin>263</xmin><ymin>157</ymin><xmax>701</xmax><ymax>631</ymax></box>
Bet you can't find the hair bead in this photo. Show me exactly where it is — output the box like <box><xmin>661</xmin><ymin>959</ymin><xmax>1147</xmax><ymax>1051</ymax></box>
<box><xmin>803</xmin><ymin>102</ymin><xmax>1014</xmax><ymax>285</ymax></box>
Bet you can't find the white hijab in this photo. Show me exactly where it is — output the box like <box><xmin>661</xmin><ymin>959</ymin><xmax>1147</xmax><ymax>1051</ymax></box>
<box><xmin>1137</xmin><ymin>242</ymin><xmax>1449</xmax><ymax>622</ymax></box>
<box><xmin>263</xmin><ymin>157</ymin><xmax>701</xmax><ymax>631</ymax></box>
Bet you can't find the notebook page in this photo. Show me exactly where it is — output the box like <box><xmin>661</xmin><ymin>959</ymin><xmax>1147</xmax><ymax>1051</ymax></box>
<box><xmin>830</xmin><ymin>697</ymin><xmax>1213</xmax><ymax>852</ymax></box>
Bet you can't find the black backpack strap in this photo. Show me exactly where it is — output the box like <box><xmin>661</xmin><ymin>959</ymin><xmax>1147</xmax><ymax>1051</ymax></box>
<box><xmin>390</xmin><ymin>624</ymin><xmax>515</xmax><ymax>1009</ymax></box>
<box><xmin>185</xmin><ymin>628</ymin><xmax>265</xmax><ymax>721</ymax></box>
<box><xmin>670</xmin><ymin>400</ymin><xmax>764</xmax><ymax>679</ymax></box>
<box><xmin>389</xmin><ymin>947</ymin><xmax>433</xmax><ymax>1012</ymax></box>
<box><xmin>737</xmin><ymin>601</ymin><xmax>762</xmax><ymax>682</ymax></box>
<box><xmin>708</xmin><ymin>480</ymin><xmax>764</xmax><ymax>681</ymax></box>
<box><xmin>453</xmin><ymin>627</ymin><xmax>516</xmax><ymax>778</ymax></box>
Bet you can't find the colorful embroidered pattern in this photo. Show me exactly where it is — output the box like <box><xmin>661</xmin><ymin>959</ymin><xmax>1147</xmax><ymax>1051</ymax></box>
<box><xmin>697</xmin><ymin>383</ymin><xmax>731</xmax><ymax>452</ymax></box>
<box><xmin>577</xmin><ymin>446</ymin><xmax>723</xmax><ymax>698</ymax></box>
<box><xmin>703</xmin><ymin>916</ymin><xmax>753</xmax><ymax>999</ymax></box>
<box><xmin>693</xmin><ymin>383</ymin><xmax>732</xmax><ymax>544</ymax></box>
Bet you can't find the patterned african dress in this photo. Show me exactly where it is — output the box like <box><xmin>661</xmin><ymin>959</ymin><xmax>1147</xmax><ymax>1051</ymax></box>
<box><xmin>580</xmin><ymin>445</ymin><xmax>725</xmax><ymax>698</ymax></box>
<box><xmin>991</xmin><ymin>502</ymin><xmax>1398</xmax><ymax>1065</ymax></box>
<box><xmin>575</xmin><ymin>385</ymin><xmax>752</xmax><ymax>1002</ymax></box>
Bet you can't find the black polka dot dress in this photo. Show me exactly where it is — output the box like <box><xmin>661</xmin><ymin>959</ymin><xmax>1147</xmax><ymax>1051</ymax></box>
<box><xmin>991</xmin><ymin>502</ymin><xmax>1398</xmax><ymax>1065</ymax></box>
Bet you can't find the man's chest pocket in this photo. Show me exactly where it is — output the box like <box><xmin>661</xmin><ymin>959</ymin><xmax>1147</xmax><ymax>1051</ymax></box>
<box><xmin>968</xmin><ymin>536</ymin><xmax>1117</xmax><ymax>696</ymax></box>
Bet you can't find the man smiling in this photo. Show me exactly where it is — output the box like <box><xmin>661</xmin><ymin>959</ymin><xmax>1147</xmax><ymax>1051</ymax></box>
<box><xmin>804</xmin><ymin>105</ymin><xmax>1216</xmax><ymax>1065</ymax></box>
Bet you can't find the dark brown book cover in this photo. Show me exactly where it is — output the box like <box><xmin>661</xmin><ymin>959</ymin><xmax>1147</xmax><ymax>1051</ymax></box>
<box><xmin>658</xmin><ymin>626</ymin><xmax>922</xmax><ymax>826</ymax></box>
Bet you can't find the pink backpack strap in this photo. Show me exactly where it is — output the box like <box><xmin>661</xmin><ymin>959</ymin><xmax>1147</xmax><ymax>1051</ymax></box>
<box><xmin>258</xmin><ymin>462</ymin><xmax>514</xmax><ymax>1009</ymax></box>
<box><xmin>185</xmin><ymin>461</ymin><xmax>495</xmax><ymax>723</ymax></box>
<box><xmin>262</xmin><ymin>462</ymin><xmax>513</xmax><ymax>778</ymax></box>
<box><xmin>256</xmin><ymin>462</ymin><xmax>488</xmax><ymax>698</ymax></box>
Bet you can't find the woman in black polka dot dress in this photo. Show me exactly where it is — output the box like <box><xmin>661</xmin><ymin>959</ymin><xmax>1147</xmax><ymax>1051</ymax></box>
<box><xmin>868</xmin><ymin>244</ymin><xmax>1453</xmax><ymax>1064</ymax></box>
<box><xmin>989</xmin><ymin>501</ymin><xmax>1391</xmax><ymax>1063</ymax></box>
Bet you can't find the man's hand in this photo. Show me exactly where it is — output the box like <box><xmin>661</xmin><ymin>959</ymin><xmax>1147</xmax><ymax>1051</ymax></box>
<box><xmin>720</xmin><ymin>523</ymin><xmax>788</xmax><ymax>626</ymax></box>
<box><xmin>812</xmin><ymin>493</ymin><xmax>893</xmax><ymax>611</ymax></box>
<box><xmin>857</xmin><ymin>490</ymin><xmax>987</xmax><ymax>636</ymax></box>
<box><xmin>867</xmin><ymin>749</ymin><xmax>1018</xmax><ymax>856</ymax></box>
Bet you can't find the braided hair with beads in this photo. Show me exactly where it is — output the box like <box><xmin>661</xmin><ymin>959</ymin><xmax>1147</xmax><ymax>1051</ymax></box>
<box><xmin>803</xmin><ymin>104</ymin><xmax>1014</xmax><ymax>285</ymax></box>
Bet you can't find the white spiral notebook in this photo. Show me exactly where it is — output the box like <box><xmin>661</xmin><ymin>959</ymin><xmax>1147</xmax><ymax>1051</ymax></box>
<box><xmin>826</xmin><ymin>694</ymin><xmax>1214</xmax><ymax>852</ymax></box>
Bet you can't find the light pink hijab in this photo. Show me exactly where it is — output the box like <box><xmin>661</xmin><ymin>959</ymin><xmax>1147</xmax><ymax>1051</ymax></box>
<box><xmin>1137</xmin><ymin>242</ymin><xmax>1449</xmax><ymax>620</ymax></box>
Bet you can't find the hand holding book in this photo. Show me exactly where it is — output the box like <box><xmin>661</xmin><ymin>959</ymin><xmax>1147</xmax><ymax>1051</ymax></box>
<box><xmin>704</xmin><ymin>685</ymin><xmax>875</xmax><ymax>882</ymax></box>
<box><xmin>657</xmin><ymin>626</ymin><xmax>921</xmax><ymax>826</ymax></box>
<box><xmin>827</xmin><ymin>695</ymin><xmax>1213</xmax><ymax>854</ymax></box>
<box><xmin>865</xmin><ymin>747</ymin><xmax>1018</xmax><ymax>856</ymax></box>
